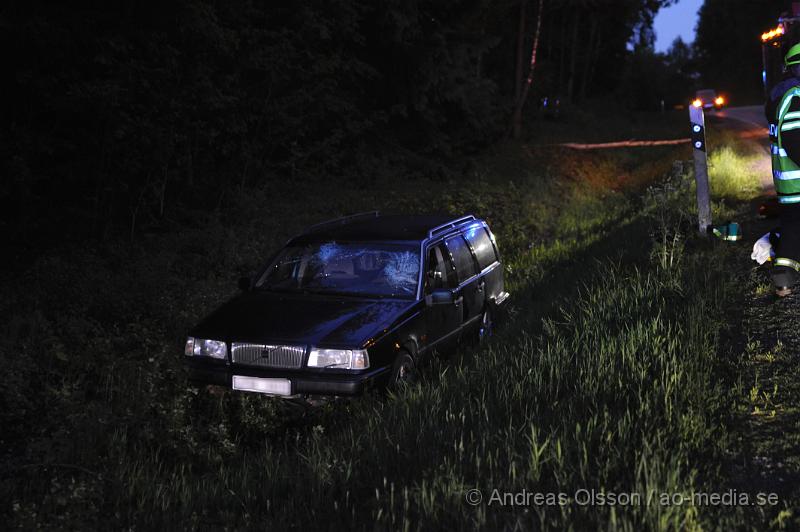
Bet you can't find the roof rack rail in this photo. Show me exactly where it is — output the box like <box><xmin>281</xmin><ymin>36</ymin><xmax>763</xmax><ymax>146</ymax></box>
<box><xmin>428</xmin><ymin>215</ymin><xmax>476</xmax><ymax>238</ymax></box>
<box><xmin>304</xmin><ymin>211</ymin><xmax>380</xmax><ymax>233</ymax></box>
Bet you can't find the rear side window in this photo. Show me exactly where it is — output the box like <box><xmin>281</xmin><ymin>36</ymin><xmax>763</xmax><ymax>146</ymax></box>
<box><xmin>445</xmin><ymin>235</ymin><xmax>477</xmax><ymax>282</ymax></box>
<box><xmin>464</xmin><ymin>226</ymin><xmax>497</xmax><ymax>270</ymax></box>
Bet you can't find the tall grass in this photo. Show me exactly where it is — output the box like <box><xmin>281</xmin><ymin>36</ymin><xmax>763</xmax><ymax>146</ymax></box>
<box><xmin>5</xmin><ymin>128</ymin><xmax>757</xmax><ymax>529</ymax></box>
<box><xmin>101</xmin><ymin>213</ymin><xmax>738</xmax><ymax>530</ymax></box>
<box><xmin>707</xmin><ymin>146</ymin><xmax>762</xmax><ymax>200</ymax></box>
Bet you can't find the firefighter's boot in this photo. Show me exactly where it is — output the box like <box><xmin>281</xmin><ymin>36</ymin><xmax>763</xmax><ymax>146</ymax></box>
<box><xmin>772</xmin><ymin>259</ymin><xmax>800</xmax><ymax>297</ymax></box>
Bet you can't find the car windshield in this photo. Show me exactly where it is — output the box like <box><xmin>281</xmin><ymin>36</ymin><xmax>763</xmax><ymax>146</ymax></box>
<box><xmin>257</xmin><ymin>241</ymin><xmax>420</xmax><ymax>298</ymax></box>
<box><xmin>696</xmin><ymin>89</ymin><xmax>716</xmax><ymax>100</ymax></box>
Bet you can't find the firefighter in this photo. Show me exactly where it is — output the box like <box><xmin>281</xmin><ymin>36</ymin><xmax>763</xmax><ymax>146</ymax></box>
<box><xmin>765</xmin><ymin>42</ymin><xmax>800</xmax><ymax>296</ymax></box>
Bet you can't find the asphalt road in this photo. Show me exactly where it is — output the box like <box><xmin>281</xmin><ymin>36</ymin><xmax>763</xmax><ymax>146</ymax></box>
<box><xmin>714</xmin><ymin>104</ymin><xmax>768</xmax><ymax>129</ymax></box>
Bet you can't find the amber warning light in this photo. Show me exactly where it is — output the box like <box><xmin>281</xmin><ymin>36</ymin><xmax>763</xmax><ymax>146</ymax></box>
<box><xmin>762</xmin><ymin>25</ymin><xmax>784</xmax><ymax>42</ymax></box>
<box><xmin>715</xmin><ymin>96</ymin><xmax>724</xmax><ymax>105</ymax></box>
<box><xmin>692</xmin><ymin>99</ymin><xmax>702</xmax><ymax>108</ymax></box>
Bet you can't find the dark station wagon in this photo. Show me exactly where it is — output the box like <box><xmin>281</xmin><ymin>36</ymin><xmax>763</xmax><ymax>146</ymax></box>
<box><xmin>184</xmin><ymin>212</ymin><xmax>509</xmax><ymax>398</ymax></box>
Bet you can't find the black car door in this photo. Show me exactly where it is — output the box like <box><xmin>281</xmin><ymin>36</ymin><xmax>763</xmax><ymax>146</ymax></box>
<box><xmin>423</xmin><ymin>242</ymin><xmax>461</xmax><ymax>348</ymax></box>
<box><xmin>444</xmin><ymin>234</ymin><xmax>483</xmax><ymax>328</ymax></box>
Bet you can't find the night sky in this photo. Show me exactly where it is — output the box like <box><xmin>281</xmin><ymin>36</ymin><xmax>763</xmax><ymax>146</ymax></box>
<box><xmin>654</xmin><ymin>0</ymin><xmax>704</xmax><ymax>52</ymax></box>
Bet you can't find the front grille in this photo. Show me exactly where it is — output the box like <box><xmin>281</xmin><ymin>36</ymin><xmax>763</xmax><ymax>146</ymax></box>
<box><xmin>231</xmin><ymin>343</ymin><xmax>306</xmax><ymax>369</ymax></box>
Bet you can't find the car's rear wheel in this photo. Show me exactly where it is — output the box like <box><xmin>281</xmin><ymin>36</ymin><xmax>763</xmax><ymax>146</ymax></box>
<box><xmin>389</xmin><ymin>351</ymin><xmax>415</xmax><ymax>388</ymax></box>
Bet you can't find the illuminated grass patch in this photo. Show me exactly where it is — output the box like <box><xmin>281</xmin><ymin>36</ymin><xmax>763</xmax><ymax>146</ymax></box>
<box><xmin>708</xmin><ymin>146</ymin><xmax>762</xmax><ymax>200</ymax></box>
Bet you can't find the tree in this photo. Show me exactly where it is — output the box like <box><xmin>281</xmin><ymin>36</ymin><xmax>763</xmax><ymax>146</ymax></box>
<box><xmin>694</xmin><ymin>0</ymin><xmax>787</xmax><ymax>103</ymax></box>
<box><xmin>663</xmin><ymin>37</ymin><xmax>697</xmax><ymax>105</ymax></box>
<box><xmin>1</xmin><ymin>0</ymin><xmax>689</xmax><ymax>252</ymax></box>
<box><xmin>511</xmin><ymin>0</ymin><xmax>544</xmax><ymax>138</ymax></box>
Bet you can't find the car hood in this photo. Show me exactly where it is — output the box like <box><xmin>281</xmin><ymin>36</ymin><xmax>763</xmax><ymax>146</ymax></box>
<box><xmin>190</xmin><ymin>290</ymin><xmax>417</xmax><ymax>347</ymax></box>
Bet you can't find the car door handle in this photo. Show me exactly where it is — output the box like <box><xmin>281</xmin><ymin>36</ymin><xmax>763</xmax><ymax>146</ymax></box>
<box><xmin>454</xmin><ymin>296</ymin><xmax>463</xmax><ymax>306</ymax></box>
<box><xmin>477</xmin><ymin>280</ymin><xmax>485</xmax><ymax>291</ymax></box>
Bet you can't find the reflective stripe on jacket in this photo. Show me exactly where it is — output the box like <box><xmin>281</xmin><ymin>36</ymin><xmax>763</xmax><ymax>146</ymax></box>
<box><xmin>772</xmin><ymin>85</ymin><xmax>800</xmax><ymax>203</ymax></box>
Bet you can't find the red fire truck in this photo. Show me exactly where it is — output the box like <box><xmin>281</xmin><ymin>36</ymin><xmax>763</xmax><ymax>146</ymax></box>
<box><xmin>762</xmin><ymin>3</ymin><xmax>800</xmax><ymax>96</ymax></box>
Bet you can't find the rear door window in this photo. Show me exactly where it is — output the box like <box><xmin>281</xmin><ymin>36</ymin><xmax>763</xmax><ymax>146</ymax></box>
<box><xmin>445</xmin><ymin>235</ymin><xmax>477</xmax><ymax>283</ymax></box>
<box><xmin>463</xmin><ymin>226</ymin><xmax>497</xmax><ymax>270</ymax></box>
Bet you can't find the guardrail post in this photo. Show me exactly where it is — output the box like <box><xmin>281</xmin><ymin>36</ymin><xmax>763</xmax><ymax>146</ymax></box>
<box><xmin>690</xmin><ymin>105</ymin><xmax>712</xmax><ymax>234</ymax></box>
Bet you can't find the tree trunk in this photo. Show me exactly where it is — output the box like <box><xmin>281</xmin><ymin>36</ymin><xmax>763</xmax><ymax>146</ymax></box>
<box><xmin>579</xmin><ymin>18</ymin><xmax>599</xmax><ymax>100</ymax></box>
<box><xmin>159</xmin><ymin>163</ymin><xmax>169</xmax><ymax>218</ymax></box>
<box><xmin>513</xmin><ymin>0</ymin><xmax>527</xmax><ymax>107</ymax></box>
<box><xmin>566</xmin><ymin>9</ymin><xmax>580</xmax><ymax>102</ymax></box>
<box><xmin>511</xmin><ymin>0</ymin><xmax>544</xmax><ymax>139</ymax></box>
<box><xmin>476</xmin><ymin>17</ymin><xmax>487</xmax><ymax>79</ymax></box>
<box><xmin>585</xmin><ymin>32</ymin><xmax>602</xmax><ymax>102</ymax></box>
<box><xmin>557</xmin><ymin>8</ymin><xmax>566</xmax><ymax>97</ymax></box>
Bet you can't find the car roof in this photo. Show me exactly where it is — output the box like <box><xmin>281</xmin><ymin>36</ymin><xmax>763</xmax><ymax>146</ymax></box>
<box><xmin>292</xmin><ymin>214</ymin><xmax>479</xmax><ymax>242</ymax></box>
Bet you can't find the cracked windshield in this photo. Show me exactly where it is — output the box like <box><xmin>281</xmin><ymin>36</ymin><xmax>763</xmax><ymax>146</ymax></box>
<box><xmin>259</xmin><ymin>242</ymin><xmax>420</xmax><ymax>298</ymax></box>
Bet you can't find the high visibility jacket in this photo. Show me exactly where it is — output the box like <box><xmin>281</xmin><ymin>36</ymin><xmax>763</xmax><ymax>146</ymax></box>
<box><xmin>770</xmin><ymin>83</ymin><xmax>800</xmax><ymax>204</ymax></box>
<box><xmin>767</xmin><ymin>78</ymin><xmax>800</xmax><ymax>275</ymax></box>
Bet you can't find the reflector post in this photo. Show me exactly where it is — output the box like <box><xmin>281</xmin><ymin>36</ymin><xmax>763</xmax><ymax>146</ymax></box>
<box><xmin>689</xmin><ymin>105</ymin><xmax>712</xmax><ymax>234</ymax></box>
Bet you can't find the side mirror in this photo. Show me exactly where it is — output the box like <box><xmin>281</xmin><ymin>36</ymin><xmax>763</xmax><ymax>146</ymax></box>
<box><xmin>427</xmin><ymin>270</ymin><xmax>443</xmax><ymax>281</ymax></box>
<box><xmin>425</xmin><ymin>289</ymin><xmax>454</xmax><ymax>306</ymax></box>
<box><xmin>238</xmin><ymin>276</ymin><xmax>252</xmax><ymax>291</ymax></box>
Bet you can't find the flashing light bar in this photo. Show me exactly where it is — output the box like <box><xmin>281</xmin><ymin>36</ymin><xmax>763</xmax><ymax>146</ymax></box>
<box><xmin>762</xmin><ymin>25</ymin><xmax>785</xmax><ymax>42</ymax></box>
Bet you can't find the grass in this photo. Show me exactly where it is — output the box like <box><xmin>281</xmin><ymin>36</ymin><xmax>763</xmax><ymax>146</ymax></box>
<box><xmin>56</xmin><ymin>189</ymin><xmax>743</xmax><ymax>530</ymax></box>
<box><xmin>1</xmin><ymin>110</ymin><xmax>782</xmax><ymax>529</ymax></box>
<box><xmin>526</xmin><ymin>106</ymin><xmax>692</xmax><ymax>145</ymax></box>
<box><xmin>708</xmin><ymin>146</ymin><xmax>763</xmax><ymax>201</ymax></box>
<box><xmin>715</xmin><ymin>223</ymin><xmax>800</xmax><ymax>530</ymax></box>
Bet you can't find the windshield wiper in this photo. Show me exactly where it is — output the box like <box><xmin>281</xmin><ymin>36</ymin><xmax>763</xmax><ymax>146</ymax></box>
<box><xmin>258</xmin><ymin>285</ymin><xmax>410</xmax><ymax>299</ymax></box>
<box><xmin>255</xmin><ymin>285</ymin><xmax>298</xmax><ymax>293</ymax></box>
<box><xmin>303</xmin><ymin>289</ymin><xmax>367</xmax><ymax>298</ymax></box>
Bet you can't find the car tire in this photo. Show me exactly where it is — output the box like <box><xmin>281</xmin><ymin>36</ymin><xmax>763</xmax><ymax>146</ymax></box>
<box><xmin>389</xmin><ymin>351</ymin><xmax>415</xmax><ymax>388</ymax></box>
<box><xmin>477</xmin><ymin>308</ymin><xmax>494</xmax><ymax>343</ymax></box>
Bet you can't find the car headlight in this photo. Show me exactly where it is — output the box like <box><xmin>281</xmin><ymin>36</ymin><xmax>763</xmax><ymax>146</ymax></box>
<box><xmin>184</xmin><ymin>337</ymin><xmax>227</xmax><ymax>359</ymax></box>
<box><xmin>307</xmin><ymin>348</ymin><xmax>369</xmax><ymax>369</ymax></box>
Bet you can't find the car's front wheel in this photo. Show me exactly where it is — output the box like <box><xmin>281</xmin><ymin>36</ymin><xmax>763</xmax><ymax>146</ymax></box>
<box><xmin>389</xmin><ymin>351</ymin><xmax>415</xmax><ymax>388</ymax></box>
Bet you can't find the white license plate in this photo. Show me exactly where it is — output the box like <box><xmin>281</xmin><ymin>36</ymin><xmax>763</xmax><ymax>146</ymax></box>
<box><xmin>232</xmin><ymin>376</ymin><xmax>291</xmax><ymax>396</ymax></box>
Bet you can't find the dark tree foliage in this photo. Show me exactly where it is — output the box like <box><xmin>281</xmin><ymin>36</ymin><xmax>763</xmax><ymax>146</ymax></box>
<box><xmin>1</xmin><ymin>0</ymin><xmax>672</xmax><ymax>257</ymax></box>
<box><xmin>662</xmin><ymin>37</ymin><xmax>698</xmax><ymax>103</ymax></box>
<box><xmin>694</xmin><ymin>0</ymin><xmax>787</xmax><ymax>103</ymax></box>
<box><xmin>616</xmin><ymin>33</ymin><xmax>699</xmax><ymax>112</ymax></box>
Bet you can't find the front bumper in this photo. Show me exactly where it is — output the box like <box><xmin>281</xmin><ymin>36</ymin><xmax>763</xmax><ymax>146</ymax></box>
<box><xmin>184</xmin><ymin>357</ymin><xmax>391</xmax><ymax>396</ymax></box>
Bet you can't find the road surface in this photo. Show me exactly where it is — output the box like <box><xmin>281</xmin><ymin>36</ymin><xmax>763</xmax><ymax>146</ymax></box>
<box><xmin>714</xmin><ymin>105</ymin><xmax>768</xmax><ymax>129</ymax></box>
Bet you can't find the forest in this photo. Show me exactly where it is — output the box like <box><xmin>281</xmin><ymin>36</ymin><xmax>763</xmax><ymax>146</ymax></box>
<box><xmin>3</xmin><ymin>1</ymin><xmax>800</xmax><ymax>529</ymax></box>
<box><xmin>3</xmin><ymin>1</ymin><xmax>787</xmax><ymax>260</ymax></box>
<box><xmin>3</xmin><ymin>0</ymin><xmax>705</xmax><ymax>260</ymax></box>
